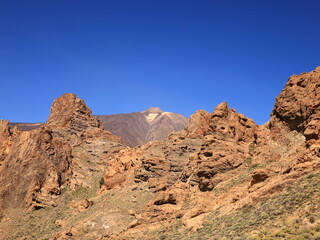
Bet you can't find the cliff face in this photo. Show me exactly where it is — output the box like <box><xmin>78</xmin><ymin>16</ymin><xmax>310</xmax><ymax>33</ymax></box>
<box><xmin>1</xmin><ymin>67</ymin><xmax>320</xmax><ymax>240</ymax></box>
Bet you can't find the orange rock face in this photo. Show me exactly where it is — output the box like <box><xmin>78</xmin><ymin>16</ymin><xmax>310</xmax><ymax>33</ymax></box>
<box><xmin>47</xmin><ymin>93</ymin><xmax>101</xmax><ymax>131</ymax></box>
<box><xmin>0</xmin><ymin>93</ymin><xmax>123</xmax><ymax>216</ymax></box>
<box><xmin>181</xmin><ymin>102</ymin><xmax>258</xmax><ymax>192</ymax></box>
<box><xmin>272</xmin><ymin>67</ymin><xmax>320</xmax><ymax>139</ymax></box>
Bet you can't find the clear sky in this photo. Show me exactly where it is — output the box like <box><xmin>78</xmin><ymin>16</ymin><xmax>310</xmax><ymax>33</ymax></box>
<box><xmin>0</xmin><ymin>0</ymin><xmax>319</xmax><ymax>124</ymax></box>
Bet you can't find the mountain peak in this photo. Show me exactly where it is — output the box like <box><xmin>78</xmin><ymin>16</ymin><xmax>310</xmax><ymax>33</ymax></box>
<box><xmin>141</xmin><ymin>107</ymin><xmax>164</xmax><ymax>114</ymax></box>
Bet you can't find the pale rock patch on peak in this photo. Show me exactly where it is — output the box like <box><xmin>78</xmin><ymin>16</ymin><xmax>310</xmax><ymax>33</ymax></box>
<box><xmin>145</xmin><ymin>113</ymin><xmax>160</xmax><ymax>123</ymax></box>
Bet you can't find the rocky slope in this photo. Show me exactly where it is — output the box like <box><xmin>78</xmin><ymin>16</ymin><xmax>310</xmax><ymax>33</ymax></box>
<box><xmin>96</xmin><ymin>107</ymin><xmax>189</xmax><ymax>147</ymax></box>
<box><xmin>0</xmin><ymin>67</ymin><xmax>320</xmax><ymax>240</ymax></box>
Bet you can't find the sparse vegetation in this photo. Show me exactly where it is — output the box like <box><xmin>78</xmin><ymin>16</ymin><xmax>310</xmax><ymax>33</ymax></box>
<box><xmin>150</xmin><ymin>172</ymin><xmax>320</xmax><ymax>240</ymax></box>
<box><xmin>213</xmin><ymin>173</ymin><xmax>250</xmax><ymax>194</ymax></box>
<box><xmin>99</xmin><ymin>177</ymin><xmax>105</xmax><ymax>186</ymax></box>
<box><xmin>245</xmin><ymin>157</ymin><xmax>253</xmax><ymax>165</ymax></box>
<box><xmin>247</xmin><ymin>163</ymin><xmax>264</xmax><ymax>172</ymax></box>
<box><xmin>249</xmin><ymin>142</ymin><xmax>256</xmax><ymax>153</ymax></box>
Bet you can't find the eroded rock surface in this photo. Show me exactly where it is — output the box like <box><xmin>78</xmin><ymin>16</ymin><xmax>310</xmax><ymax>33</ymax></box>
<box><xmin>272</xmin><ymin>67</ymin><xmax>320</xmax><ymax>139</ymax></box>
<box><xmin>47</xmin><ymin>93</ymin><xmax>101</xmax><ymax>132</ymax></box>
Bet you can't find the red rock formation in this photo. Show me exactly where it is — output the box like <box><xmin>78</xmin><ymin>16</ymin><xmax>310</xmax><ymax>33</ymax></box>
<box><xmin>0</xmin><ymin>93</ymin><xmax>123</xmax><ymax>216</ymax></box>
<box><xmin>0</xmin><ymin>120</ymin><xmax>10</xmax><ymax>141</ymax></box>
<box><xmin>272</xmin><ymin>67</ymin><xmax>320</xmax><ymax>140</ymax></box>
<box><xmin>177</xmin><ymin>102</ymin><xmax>258</xmax><ymax>191</ymax></box>
<box><xmin>0</xmin><ymin>120</ymin><xmax>11</xmax><ymax>164</ymax></box>
<box><xmin>1</xmin><ymin>67</ymin><xmax>320</xmax><ymax>240</ymax></box>
<box><xmin>47</xmin><ymin>93</ymin><xmax>102</xmax><ymax>132</ymax></box>
<box><xmin>170</xmin><ymin>109</ymin><xmax>211</xmax><ymax>139</ymax></box>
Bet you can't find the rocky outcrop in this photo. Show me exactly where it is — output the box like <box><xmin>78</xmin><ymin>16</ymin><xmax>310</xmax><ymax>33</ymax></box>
<box><xmin>0</xmin><ymin>120</ymin><xmax>11</xmax><ymax>169</ymax></box>
<box><xmin>0</xmin><ymin>93</ymin><xmax>123</xmax><ymax>217</ymax></box>
<box><xmin>208</xmin><ymin>102</ymin><xmax>258</xmax><ymax>142</ymax></box>
<box><xmin>47</xmin><ymin>93</ymin><xmax>102</xmax><ymax>133</ymax></box>
<box><xmin>0</xmin><ymin>120</ymin><xmax>10</xmax><ymax>141</ymax></box>
<box><xmin>272</xmin><ymin>67</ymin><xmax>320</xmax><ymax>140</ymax></box>
<box><xmin>0</xmin><ymin>127</ymin><xmax>73</xmax><ymax>211</ymax></box>
<box><xmin>181</xmin><ymin>102</ymin><xmax>259</xmax><ymax>191</ymax></box>
<box><xmin>170</xmin><ymin>109</ymin><xmax>211</xmax><ymax>139</ymax></box>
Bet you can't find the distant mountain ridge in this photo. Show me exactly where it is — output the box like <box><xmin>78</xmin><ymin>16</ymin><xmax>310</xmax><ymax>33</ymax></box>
<box><xmin>9</xmin><ymin>107</ymin><xmax>189</xmax><ymax>147</ymax></box>
<box><xmin>96</xmin><ymin>107</ymin><xmax>189</xmax><ymax>147</ymax></box>
<box><xmin>9</xmin><ymin>122</ymin><xmax>44</xmax><ymax>131</ymax></box>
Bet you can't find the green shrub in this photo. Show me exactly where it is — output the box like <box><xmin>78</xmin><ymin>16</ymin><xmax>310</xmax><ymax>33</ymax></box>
<box><xmin>99</xmin><ymin>177</ymin><xmax>104</xmax><ymax>186</ymax></box>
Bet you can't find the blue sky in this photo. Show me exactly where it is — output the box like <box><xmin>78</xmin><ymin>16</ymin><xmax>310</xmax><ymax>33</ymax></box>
<box><xmin>0</xmin><ymin>0</ymin><xmax>319</xmax><ymax>124</ymax></box>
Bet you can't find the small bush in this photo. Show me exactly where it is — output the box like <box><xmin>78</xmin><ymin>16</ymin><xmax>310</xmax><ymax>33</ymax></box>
<box><xmin>99</xmin><ymin>177</ymin><xmax>105</xmax><ymax>186</ymax></box>
<box><xmin>249</xmin><ymin>142</ymin><xmax>256</xmax><ymax>152</ymax></box>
